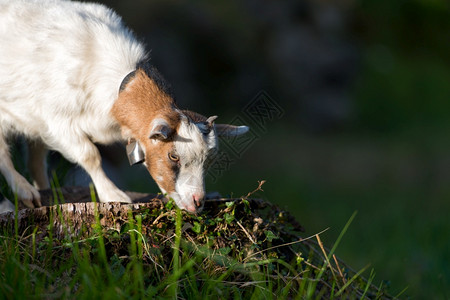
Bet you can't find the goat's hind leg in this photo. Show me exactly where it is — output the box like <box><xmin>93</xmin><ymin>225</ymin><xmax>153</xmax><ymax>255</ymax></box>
<box><xmin>0</xmin><ymin>190</ymin><xmax>14</xmax><ymax>213</ymax></box>
<box><xmin>0</xmin><ymin>133</ymin><xmax>41</xmax><ymax>208</ymax></box>
<box><xmin>27</xmin><ymin>139</ymin><xmax>50</xmax><ymax>190</ymax></box>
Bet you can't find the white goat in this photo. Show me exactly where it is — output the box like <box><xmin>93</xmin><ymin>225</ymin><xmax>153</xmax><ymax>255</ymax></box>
<box><xmin>0</xmin><ymin>0</ymin><xmax>248</xmax><ymax>214</ymax></box>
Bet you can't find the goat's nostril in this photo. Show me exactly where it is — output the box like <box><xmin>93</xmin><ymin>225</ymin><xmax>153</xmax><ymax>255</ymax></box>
<box><xmin>193</xmin><ymin>194</ymin><xmax>203</xmax><ymax>207</ymax></box>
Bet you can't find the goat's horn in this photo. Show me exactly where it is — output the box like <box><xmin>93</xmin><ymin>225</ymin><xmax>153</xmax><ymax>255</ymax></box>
<box><xmin>196</xmin><ymin>116</ymin><xmax>217</xmax><ymax>134</ymax></box>
<box><xmin>206</xmin><ymin>116</ymin><xmax>218</xmax><ymax>126</ymax></box>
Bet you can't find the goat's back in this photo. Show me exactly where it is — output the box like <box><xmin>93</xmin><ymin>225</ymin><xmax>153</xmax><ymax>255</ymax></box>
<box><xmin>0</xmin><ymin>0</ymin><xmax>145</xmax><ymax>142</ymax></box>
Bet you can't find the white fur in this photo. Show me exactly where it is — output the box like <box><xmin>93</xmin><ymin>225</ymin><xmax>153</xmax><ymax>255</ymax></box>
<box><xmin>0</xmin><ymin>0</ymin><xmax>249</xmax><ymax>214</ymax></box>
<box><xmin>169</xmin><ymin>118</ymin><xmax>217</xmax><ymax>212</ymax></box>
<box><xmin>0</xmin><ymin>0</ymin><xmax>145</xmax><ymax>209</ymax></box>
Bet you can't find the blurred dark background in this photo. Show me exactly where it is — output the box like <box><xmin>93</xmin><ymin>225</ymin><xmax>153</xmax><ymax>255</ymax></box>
<box><xmin>8</xmin><ymin>0</ymin><xmax>450</xmax><ymax>297</ymax></box>
<box><xmin>91</xmin><ymin>0</ymin><xmax>450</xmax><ymax>298</ymax></box>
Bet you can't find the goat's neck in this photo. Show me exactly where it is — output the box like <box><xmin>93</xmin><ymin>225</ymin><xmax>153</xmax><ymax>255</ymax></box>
<box><xmin>111</xmin><ymin>69</ymin><xmax>179</xmax><ymax>142</ymax></box>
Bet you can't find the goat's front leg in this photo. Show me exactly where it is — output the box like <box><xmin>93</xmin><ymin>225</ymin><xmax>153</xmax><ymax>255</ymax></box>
<box><xmin>55</xmin><ymin>136</ymin><xmax>132</xmax><ymax>204</ymax></box>
<box><xmin>0</xmin><ymin>133</ymin><xmax>41</xmax><ymax>208</ymax></box>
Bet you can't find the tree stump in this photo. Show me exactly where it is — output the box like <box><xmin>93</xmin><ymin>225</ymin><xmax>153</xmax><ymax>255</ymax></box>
<box><xmin>0</xmin><ymin>186</ymin><xmax>274</xmax><ymax>240</ymax></box>
<box><xmin>0</xmin><ymin>187</ymin><xmax>166</xmax><ymax>239</ymax></box>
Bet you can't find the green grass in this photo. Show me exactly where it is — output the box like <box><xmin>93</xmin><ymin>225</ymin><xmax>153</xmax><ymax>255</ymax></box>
<box><xmin>0</xmin><ymin>185</ymin><xmax>394</xmax><ymax>299</ymax></box>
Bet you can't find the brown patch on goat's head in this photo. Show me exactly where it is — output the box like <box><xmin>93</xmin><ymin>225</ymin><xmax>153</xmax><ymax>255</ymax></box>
<box><xmin>140</xmin><ymin>136</ymin><xmax>178</xmax><ymax>196</ymax></box>
<box><xmin>182</xmin><ymin>110</ymin><xmax>207</xmax><ymax>123</ymax></box>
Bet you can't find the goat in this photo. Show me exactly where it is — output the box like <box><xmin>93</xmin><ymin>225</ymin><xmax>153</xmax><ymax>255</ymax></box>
<box><xmin>0</xmin><ymin>0</ymin><xmax>248</xmax><ymax>214</ymax></box>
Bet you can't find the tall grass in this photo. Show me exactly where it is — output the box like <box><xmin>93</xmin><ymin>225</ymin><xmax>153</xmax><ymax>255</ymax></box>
<box><xmin>0</xmin><ymin>185</ymin><xmax>395</xmax><ymax>299</ymax></box>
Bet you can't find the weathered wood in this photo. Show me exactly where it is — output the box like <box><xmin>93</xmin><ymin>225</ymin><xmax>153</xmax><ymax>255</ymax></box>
<box><xmin>37</xmin><ymin>186</ymin><xmax>161</xmax><ymax>206</ymax></box>
<box><xmin>0</xmin><ymin>187</ymin><xmax>166</xmax><ymax>239</ymax></box>
<box><xmin>0</xmin><ymin>186</ymin><xmax>270</xmax><ymax>239</ymax></box>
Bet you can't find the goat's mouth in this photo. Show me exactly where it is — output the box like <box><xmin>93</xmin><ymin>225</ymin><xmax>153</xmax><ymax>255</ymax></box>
<box><xmin>167</xmin><ymin>192</ymin><xmax>204</xmax><ymax>214</ymax></box>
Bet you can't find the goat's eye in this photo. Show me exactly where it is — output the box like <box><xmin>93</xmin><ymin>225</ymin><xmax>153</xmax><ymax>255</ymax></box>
<box><xmin>168</xmin><ymin>152</ymin><xmax>179</xmax><ymax>162</ymax></box>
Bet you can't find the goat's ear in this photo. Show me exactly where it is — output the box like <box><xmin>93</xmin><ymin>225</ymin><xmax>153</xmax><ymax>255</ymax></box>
<box><xmin>215</xmin><ymin>124</ymin><xmax>250</xmax><ymax>137</ymax></box>
<box><xmin>149</xmin><ymin>118</ymin><xmax>173</xmax><ymax>140</ymax></box>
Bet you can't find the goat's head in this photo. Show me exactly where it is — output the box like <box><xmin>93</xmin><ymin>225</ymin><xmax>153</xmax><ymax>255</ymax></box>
<box><xmin>112</xmin><ymin>67</ymin><xmax>248</xmax><ymax>213</ymax></box>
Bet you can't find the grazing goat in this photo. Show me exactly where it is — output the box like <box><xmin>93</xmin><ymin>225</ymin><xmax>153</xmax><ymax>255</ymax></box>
<box><xmin>0</xmin><ymin>0</ymin><xmax>248</xmax><ymax>214</ymax></box>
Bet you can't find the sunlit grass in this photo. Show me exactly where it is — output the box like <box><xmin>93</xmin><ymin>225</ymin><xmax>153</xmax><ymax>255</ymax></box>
<box><xmin>0</xmin><ymin>183</ymin><xmax>394</xmax><ymax>299</ymax></box>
